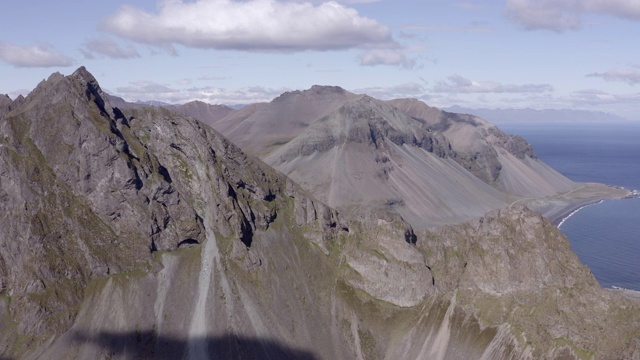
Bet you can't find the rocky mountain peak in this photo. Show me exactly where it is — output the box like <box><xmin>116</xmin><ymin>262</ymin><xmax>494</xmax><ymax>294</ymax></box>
<box><xmin>272</xmin><ymin>85</ymin><xmax>352</xmax><ymax>103</ymax></box>
<box><xmin>0</xmin><ymin>94</ymin><xmax>11</xmax><ymax>117</ymax></box>
<box><xmin>312</xmin><ymin>95</ymin><xmax>452</xmax><ymax>156</ymax></box>
<box><xmin>18</xmin><ymin>67</ymin><xmax>114</xmax><ymax>121</ymax></box>
<box><xmin>0</xmin><ymin>66</ymin><xmax>347</xmax><ymax>340</ymax></box>
<box><xmin>308</xmin><ymin>84</ymin><xmax>347</xmax><ymax>95</ymax></box>
<box><xmin>72</xmin><ymin>66</ymin><xmax>100</xmax><ymax>87</ymax></box>
<box><xmin>1</xmin><ymin>68</ymin><xmax>639</xmax><ymax>359</ymax></box>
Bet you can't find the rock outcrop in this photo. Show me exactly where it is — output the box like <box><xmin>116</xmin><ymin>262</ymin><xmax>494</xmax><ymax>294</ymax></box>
<box><xmin>0</xmin><ymin>67</ymin><xmax>343</xmax><ymax>346</ymax></box>
<box><xmin>162</xmin><ymin>100</ymin><xmax>235</xmax><ymax>128</ymax></box>
<box><xmin>0</xmin><ymin>68</ymin><xmax>638</xmax><ymax>359</ymax></box>
<box><xmin>205</xmin><ymin>87</ymin><xmax>578</xmax><ymax>229</ymax></box>
<box><xmin>388</xmin><ymin>98</ymin><xmax>571</xmax><ymax>196</ymax></box>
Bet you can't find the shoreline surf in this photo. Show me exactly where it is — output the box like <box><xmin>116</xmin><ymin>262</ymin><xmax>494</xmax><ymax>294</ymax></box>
<box><xmin>557</xmin><ymin>200</ymin><xmax>604</xmax><ymax>228</ymax></box>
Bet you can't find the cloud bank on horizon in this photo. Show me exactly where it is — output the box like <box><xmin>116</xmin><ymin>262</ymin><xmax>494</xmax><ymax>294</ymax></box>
<box><xmin>0</xmin><ymin>0</ymin><xmax>638</xmax><ymax>119</ymax></box>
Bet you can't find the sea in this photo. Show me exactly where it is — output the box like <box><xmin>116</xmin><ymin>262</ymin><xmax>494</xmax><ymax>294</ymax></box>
<box><xmin>498</xmin><ymin>122</ymin><xmax>640</xmax><ymax>291</ymax></box>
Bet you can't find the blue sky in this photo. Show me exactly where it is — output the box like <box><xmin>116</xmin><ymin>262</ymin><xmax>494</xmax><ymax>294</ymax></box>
<box><xmin>1</xmin><ymin>0</ymin><xmax>639</xmax><ymax>119</ymax></box>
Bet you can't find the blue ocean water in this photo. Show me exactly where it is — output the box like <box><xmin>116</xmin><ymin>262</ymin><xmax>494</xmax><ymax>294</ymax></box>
<box><xmin>498</xmin><ymin>122</ymin><xmax>640</xmax><ymax>291</ymax></box>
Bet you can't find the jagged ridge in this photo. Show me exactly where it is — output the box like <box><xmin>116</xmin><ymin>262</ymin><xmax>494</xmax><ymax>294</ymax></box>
<box><xmin>0</xmin><ymin>69</ymin><xmax>638</xmax><ymax>359</ymax></box>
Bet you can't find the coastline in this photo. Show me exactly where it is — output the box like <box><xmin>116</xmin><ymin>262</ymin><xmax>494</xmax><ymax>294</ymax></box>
<box><xmin>608</xmin><ymin>287</ymin><xmax>640</xmax><ymax>303</ymax></box>
<box><xmin>524</xmin><ymin>182</ymin><xmax>635</xmax><ymax>227</ymax></box>
<box><xmin>555</xmin><ymin>199</ymin><xmax>604</xmax><ymax>227</ymax></box>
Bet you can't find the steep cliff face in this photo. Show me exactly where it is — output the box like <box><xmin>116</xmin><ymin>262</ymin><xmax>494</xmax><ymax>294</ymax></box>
<box><xmin>0</xmin><ymin>67</ymin><xmax>343</xmax><ymax>351</ymax></box>
<box><xmin>261</xmin><ymin>94</ymin><xmax>508</xmax><ymax>228</ymax></box>
<box><xmin>209</xmin><ymin>87</ymin><xmax>577</xmax><ymax>229</ymax></box>
<box><xmin>1</xmin><ymin>69</ymin><xmax>639</xmax><ymax>360</ymax></box>
<box><xmin>387</xmin><ymin>98</ymin><xmax>574</xmax><ymax>196</ymax></box>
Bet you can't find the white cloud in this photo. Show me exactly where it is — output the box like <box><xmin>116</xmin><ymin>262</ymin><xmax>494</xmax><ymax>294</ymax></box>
<box><xmin>358</xmin><ymin>49</ymin><xmax>415</xmax><ymax>69</ymax></box>
<box><xmin>295</xmin><ymin>0</ymin><xmax>382</xmax><ymax>3</ymax></box>
<box><xmin>113</xmin><ymin>80</ymin><xmax>288</xmax><ymax>105</ymax></box>
<box><xmin>104</xmin><ymin>0</ymin><xmax>394</xmax><ymax>52</ymax></box>
<box><xmin>82</xmin><ymin>37</ymin><xmax>140</xmax><ymax>59</ymax></box>
<box><xmin>433</xmin><ymin>75</ymin><xmax>553</xmax><ymax>93</ymax></box>
<box><xmin>587</xmin><ymin>68</ymin><xmax>640</xmax><ymax>85</ymax></box>
<box><xmin>0</xmin><ymin>43</ymin><xmax>73</xmax><ymax>68</ymax></box>
<box><xmin>505</xmin><ymin>0</ymin><xmax>640</xmax><ymax>32</ymax></box>
<box><xmin>117</xmin><ymin>81</ymin><xmax>176</xmax><ymax>95</ymax></box>
<box><xmin>353</xmin><ymin>82</ymin><xmax>426</xmax><ymax>99</ymax></box>
<box><xmin>504</xmin><ymin>0</ymin><xmax>581</xmax><ymax>32</ymax></box>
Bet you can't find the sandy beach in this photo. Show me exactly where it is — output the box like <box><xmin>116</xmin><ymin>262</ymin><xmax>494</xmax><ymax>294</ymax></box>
<box><xmin>608</xmin><ymin>287</ymin><xmax>640</xmax><ymax>304</ymax></box>
<box><xmin>521</xmin><ymin>182</ymin><xmax>634</xmax><ymax>226</ymax></box>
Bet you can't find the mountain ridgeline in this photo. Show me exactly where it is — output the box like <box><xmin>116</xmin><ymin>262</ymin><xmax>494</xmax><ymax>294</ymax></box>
<box><xmin>208</xmin><ymin>86</ymin><xmax>574</xmax><ymax>228</ymax></box>
<box><xmin>0</xmin><ymin>68</ymin><xmax>638</xmax><ymax>359</ymax></box>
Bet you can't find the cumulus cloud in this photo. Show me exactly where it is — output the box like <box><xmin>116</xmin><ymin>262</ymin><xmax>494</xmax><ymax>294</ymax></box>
<box><xmin>104</xmin><ymin>0</ymin><xmax>394</xmax><ymax>52</ymax></box>
<box><xmin>505</xmin><ymin>0</ymin><xmax>640</xmax><ymax>32</ymax></box>
<box><xmin>358</xmin><ymin>49</ymin><xmax>416</xmax><ymax>69</ymax></box>
<box><xmin>587</xmin><ymin>68</ymin><xmax>640</xmax><ymax>85</ymax></box>
<box><xmin>82</xmin><ymin>37</ymin><xmax>140</xmax><ymax>59</ymax></box>
<box><xmin>433</xmin><ymin>75</ymin><xmax>553</xmax><ymax>93</ymax></box>
<box><xmin>0</xmin><ymin>43</ymin><xmax>73</xmax><ymax>68</ymax></box>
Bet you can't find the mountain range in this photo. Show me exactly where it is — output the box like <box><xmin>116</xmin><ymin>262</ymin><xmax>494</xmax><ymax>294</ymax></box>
<box><xmin>444</xmin><ymin>106</ymin><xmax>628</xmax><ymax>125</ymax></box>
<box><xmin>1</xmin><ymin>68</ymin><xmax>638</xmax><ymax>359</ymax></box>
<box><xmin>185</xmin><ymin>86</ymin><xmax>577</xmax><ymax>228</ymax></box>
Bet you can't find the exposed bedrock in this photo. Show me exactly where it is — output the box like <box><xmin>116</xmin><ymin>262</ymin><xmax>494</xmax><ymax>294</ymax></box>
<box><xmin>0</xmin><ymin>70</ymin><xmax>638</xmax><ymax>359</ymax></box>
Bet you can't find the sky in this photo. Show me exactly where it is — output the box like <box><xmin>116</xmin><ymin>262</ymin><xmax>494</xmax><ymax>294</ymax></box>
<box><xmin>1</xmin><ymin>0</ymin><xmax>639</xmax><ymax>119</ymax></box>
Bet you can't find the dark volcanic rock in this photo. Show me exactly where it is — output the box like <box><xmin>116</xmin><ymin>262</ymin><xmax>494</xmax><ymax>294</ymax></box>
<box><xmin>0</xmin><ymin>67</ymin><xmax>341</xmax><ymax>339</ymax></box>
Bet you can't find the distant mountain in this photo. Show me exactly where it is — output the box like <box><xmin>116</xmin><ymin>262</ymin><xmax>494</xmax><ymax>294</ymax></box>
<box><xmin>103</xmin><ymin>94</ymin><xmax>235</xmax><ymax>126</ymax></box>
<box><xmin>214</xmin><ymin>85</ymin><xmax>359</xmax><ymax>154</ymax></box>
<box><xmin>211</xmin><ymin>88</ymin><xmax>575</xmax><ymax>228</ymax></box>
<box><xmin>445</xmin><ymin>106</ymin><xmax>628</xmax><ymax>125</ymax></box>
<box><xmin>137</xmin><ymin>100</ymin><xmax>170</xmax><ymax>106</ymax></box>
<box><xmin>2</xmin><ymin>68</ymin><xmax>639</xmax><ymax>359</ymax></box>
<box><xmin>163</xmin><ymin>100</ymin><xmax>235</xmax><ymax>127</ymax></box>
<box><xmin>0</xmin><ymin>93</ymin><xmax>24</xmax><ymax>119</ymax></box>
<box><xmin>103</xmin><ymin>93</ymin><xmax>141</xmax><ymax>109</ymax></box>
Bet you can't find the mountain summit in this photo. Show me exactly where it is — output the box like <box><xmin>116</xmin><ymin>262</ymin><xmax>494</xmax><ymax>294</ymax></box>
<box><xmin>0</xmin><ymin>68</ymin><xmax>638</xmax><ymax>359</ymax></box>
<box><xmin>209</xmin><ymin>86</ymin><xmax>576</xmax><ymax>228</ymax></box>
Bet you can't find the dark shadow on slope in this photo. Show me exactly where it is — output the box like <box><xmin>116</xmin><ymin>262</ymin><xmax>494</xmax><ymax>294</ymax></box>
<box><xmin>72</xmin><ymin>330</ymin><xmax>318</xmax><ymax>360</ymax></box>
